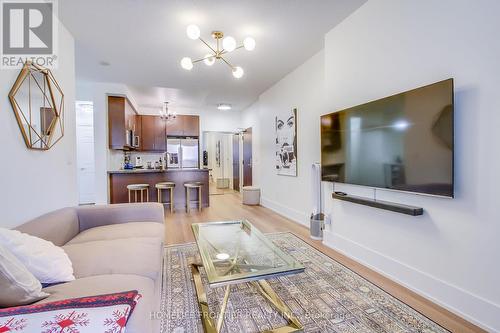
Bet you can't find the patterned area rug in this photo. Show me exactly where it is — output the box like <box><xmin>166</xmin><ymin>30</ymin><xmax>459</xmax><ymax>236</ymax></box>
<box><xmin>160</xmin><ymin>232</ymin><xmax>448</xmax><ymax>333</ymax></box>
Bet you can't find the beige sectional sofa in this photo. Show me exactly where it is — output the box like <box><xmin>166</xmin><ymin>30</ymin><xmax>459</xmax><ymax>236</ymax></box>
<box><xmin>14</xmin><ymin>203</ymin><xmax>165</xmax><ymax>333</ymax></box>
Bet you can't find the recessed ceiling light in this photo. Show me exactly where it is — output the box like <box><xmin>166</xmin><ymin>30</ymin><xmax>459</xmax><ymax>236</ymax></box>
<box><xmin>217</xmin><ymin>103</ymin><xmax>232</xmax><ymax>111</ymax></box>
<box><xmin>99</xmin><ymin>61</ymin><xmax>111</xmax><ymax>66</ymax></box>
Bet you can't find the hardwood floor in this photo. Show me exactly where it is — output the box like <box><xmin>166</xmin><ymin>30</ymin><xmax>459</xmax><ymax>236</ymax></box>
<box><xmin>164</xmin><ymin>192</ymin><xmax>485</xmax><ymax>333</ymax></box>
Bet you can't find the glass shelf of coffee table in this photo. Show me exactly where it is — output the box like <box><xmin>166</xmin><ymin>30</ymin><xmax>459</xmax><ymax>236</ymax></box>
<box><xmin>191</xmin><ymin>220</ymin><xmax>305</xmax><ymax>333</ymax></box>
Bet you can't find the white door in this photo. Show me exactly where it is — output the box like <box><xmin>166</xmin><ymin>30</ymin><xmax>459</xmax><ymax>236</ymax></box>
<box><xmin>76</xmin><ymin>102</ymin><xmax>95</xmax><ymax>204</ymax></box>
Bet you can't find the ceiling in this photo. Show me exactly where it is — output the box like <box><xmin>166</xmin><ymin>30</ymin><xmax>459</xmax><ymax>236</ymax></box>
<box><xmin>60</xmin><ymin>0</ymin><xmax>366</xmax><ymax>112</ymax></box>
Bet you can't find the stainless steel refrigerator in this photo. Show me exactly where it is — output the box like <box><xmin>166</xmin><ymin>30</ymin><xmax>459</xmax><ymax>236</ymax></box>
<box><xmin>166</xmin><ymin>138</ymin><xmax>199</xmax><ymax>169</ymax></box>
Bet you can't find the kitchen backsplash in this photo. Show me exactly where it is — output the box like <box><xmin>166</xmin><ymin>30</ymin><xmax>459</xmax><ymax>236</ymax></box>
<box><xmin>108</xmin><ymin>150</ymin><xmax>165</xmax><ymax>170</ymax></box>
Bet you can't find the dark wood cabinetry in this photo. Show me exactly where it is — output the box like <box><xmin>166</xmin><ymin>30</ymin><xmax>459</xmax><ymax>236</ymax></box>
<box><xmin>108</xmin><ymin>96</ymin><xmax>199</xmax><ymax>151</ymax></box>
<box><xmin>165</xmin><ymin>116</ymin><xmax>184</xmax><ymax>137</ymax></box>
<box><xmin>166</xmin><ymin>115</ymin><xmax>199</xmax><ymax>137</ymax></box>
<box><xmin>108</xmin><ymin>96</ymin><xmax>138</xmax><ymax>149</ymax></box>
<box><xmin>109</xmin><ymin>170</ymin><xmax>209</xmax><ymax>208</ymax></box>
<box><xmin>139</xmin><ymin>115</ymin><xmax>166</xmax><ymax>152</ymax></box>
<box><xmin>183</xmin><ymin>115</ymin><xmax>200</xmax><ymax>137</ymax></box>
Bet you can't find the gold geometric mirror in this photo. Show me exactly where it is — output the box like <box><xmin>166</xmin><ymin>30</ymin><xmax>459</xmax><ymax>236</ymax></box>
<box><xmin>8</xmin><ymin>60</ymin><xmax>65</xmax><ymax>150</ymax></box>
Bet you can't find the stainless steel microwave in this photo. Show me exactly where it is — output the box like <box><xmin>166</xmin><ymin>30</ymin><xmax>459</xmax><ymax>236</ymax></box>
<box><xmin>133</xmin><ymin>135</ymin><xmax>140</xmax><ymax>148</ymax></box>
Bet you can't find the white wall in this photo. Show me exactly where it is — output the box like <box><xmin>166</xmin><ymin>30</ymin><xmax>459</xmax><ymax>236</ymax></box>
<box><xmin>76</xmin><ymin>82</ymin><xmax>136</xmax><ymax>204</ymax></box>
<box><xmin>241</xmin><ymin>51</ymin><xmax>327</xmax><ymax>224</ymax></box>
<box><xmin>0</xmin><ymin>26</ymin><xmax>77</xmax><ymax>228</ymax></box>
<box><xmin>241</xmin><ymin>0</ymin><xmax>500</xmax><ymax>330</ymax></box>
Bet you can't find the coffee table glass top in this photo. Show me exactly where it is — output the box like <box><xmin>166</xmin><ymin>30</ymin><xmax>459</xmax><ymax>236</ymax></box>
<box><xmin>191</xmin><ymin>220</ymin><xmax>305</xmax><ymax>287</ymax></box>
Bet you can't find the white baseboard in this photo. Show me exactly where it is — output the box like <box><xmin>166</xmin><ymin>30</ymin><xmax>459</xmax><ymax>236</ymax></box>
<box><xmin>323</xmin><ymin>230</ymin><xmax>500</xmax><ymax>332</ymax></box>
<box><xmin>260</xmin><ymin>196</ymin><xmax>309</xmax><ymax>228</ymax></box>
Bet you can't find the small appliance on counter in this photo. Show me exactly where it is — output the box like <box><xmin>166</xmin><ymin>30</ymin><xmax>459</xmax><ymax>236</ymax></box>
<box><xmin>135</xmin><ymin>156</ymin><xmax>143</xmax><ymax>169</ymax></box>
<box><xmin>123</xmin><ymin>151</ymin><xmax>133</xmax><ymax>170</ymax></box>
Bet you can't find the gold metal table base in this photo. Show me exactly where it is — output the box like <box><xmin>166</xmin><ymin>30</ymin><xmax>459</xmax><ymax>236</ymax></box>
<box><xmin>190</xmin><ymin>264</ymin><xmax>304</xmax><ymax>333</ymax></box>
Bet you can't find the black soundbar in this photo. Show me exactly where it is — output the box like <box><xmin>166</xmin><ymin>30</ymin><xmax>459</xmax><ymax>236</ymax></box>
<box><xmin>332</xmin><ymin>192</ymin><xmax>424</xmax><ymax>216</ymax></box>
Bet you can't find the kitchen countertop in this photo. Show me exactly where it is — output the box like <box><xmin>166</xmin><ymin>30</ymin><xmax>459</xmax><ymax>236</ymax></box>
<box><xmin>108</xmin><ymin>168</ymin><xmax>209</xmax><ymax>174</ymax></box>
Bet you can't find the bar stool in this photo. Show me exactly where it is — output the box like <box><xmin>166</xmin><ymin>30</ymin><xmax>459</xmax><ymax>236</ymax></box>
<box><xmin>184</xmin><ymin>182</ymin><xmax>203</xmax><ymax>213</ymax></box>
<box><xmin>127</xmin><ymin>184</ymin><xmax>149</xmax><ymax>203</ymax></box>
<box><xmin>156</xmin><ymin>182</ymin><xmax>176</xmax><ymax>213</ymax></box>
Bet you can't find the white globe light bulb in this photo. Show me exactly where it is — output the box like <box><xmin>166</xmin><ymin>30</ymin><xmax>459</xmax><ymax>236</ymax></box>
<box><xmin>243</xmin><ymin>37</ymin><xmax>256</xmax><ymax>51</ymax></box>
<box><xmin>180</xmin><ymin>57</ymin><xmax>193</xmax><ymax>70</ymax></box>
<box><xmin>203</xmin><ymin>54</ymin><xmax>215</xmax><ymax>66</ymax></box>
<box><xmin>186</xmin><ymin>25</ymin><xmax>200</xmax><ymax>40</ymax></box>
<box><xmin>232</xmin><ymin>66</ymin><xmax>244</xmax><ymax>79</ymax></box>
<box><xmin>223</xmin><ymin>36</ymin><xmax>236</xmax><ymax>52</ymax></box>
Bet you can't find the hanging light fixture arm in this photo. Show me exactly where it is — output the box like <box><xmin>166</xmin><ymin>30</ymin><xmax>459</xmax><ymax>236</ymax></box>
<box><xmin>220</xmin><ymin>56</ymin><xmax>235</xmax><ymax>70</ymax></box>
<box><xmin>193</xmin><ymin>54</ymin><xmax>214</xmax><ymax>64</ymax></box>
<box><xmin>220</xmin><ymin>45</ymin><xmax>245</xmax><ymax>56</ymax></box>
<box><xmin>199</xmin><ymin>37</ymin><xmax>217</xmax><ymax>54</ymax></box>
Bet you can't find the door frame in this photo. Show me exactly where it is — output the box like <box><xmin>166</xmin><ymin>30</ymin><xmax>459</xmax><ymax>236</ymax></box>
<box><xmin>242</xmin><ymin>127</ymin><xmax>252</xmax><ymax>187</ymax></box>
<box><xmin>75</xmin><ymin>101</ymin><xmax>96</xmax><ymax>205</ymax></box>
<box><xmin>232</xmin><ymin>133</ymin><xmax>240</xmax><ymax>191</ymax></box>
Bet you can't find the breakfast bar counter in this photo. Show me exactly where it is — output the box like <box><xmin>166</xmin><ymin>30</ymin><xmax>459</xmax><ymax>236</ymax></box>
<box><xmin>108</xmin><ymin>169</ymin><xmax>209</xmax><ymax>208</ymax></box>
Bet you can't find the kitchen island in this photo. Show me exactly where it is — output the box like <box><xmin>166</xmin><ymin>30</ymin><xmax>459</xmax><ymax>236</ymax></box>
<box><xmin>108</xmin><ymin>169</ymin><xmax>209</xmax><ymax>209</ymax></box>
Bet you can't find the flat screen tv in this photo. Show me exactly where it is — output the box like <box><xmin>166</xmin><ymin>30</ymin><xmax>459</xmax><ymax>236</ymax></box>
<box><xmin>320</xmin><ymin>79</ymin><xmax>454</xmax><ymax>197</ymax></box>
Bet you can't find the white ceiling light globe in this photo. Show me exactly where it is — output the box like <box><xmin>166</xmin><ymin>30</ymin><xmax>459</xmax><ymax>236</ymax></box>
<box><xmin>222</xmin><ymin>36</ymin><xmax>236</xmax><ymax>52</ymax></box>
<box><xmin>186</xmin><ymin>25</ymin><xmax>200</xmax><ymax>40</ymax></box>
<box><xmin>243</xmin><ymin>37</ymin><xmax>256</xmax><ymax>51</ymax></box>
<box><xmin>203</xmin><ymin>54</ymin><xmax>215</xmax><ymax>66</ymax></box>
<box><xmin>232</xmin><ymin>66</ymin><xmax>244</xmax><ymax>79</ymax></box>
<box><xmin>180</xmin><ymin>57</ymin><xmax>193</xmax><ymax>70</ymax></box>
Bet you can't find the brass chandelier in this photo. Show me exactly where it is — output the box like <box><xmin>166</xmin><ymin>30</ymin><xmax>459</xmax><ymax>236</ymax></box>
<box><xmin>180</xmin><ymin>25</ymin><xmax>256</xmax><ymax>79</ymax></box>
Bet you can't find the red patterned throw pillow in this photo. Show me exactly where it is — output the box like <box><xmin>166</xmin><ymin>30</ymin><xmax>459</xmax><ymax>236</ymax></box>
<box><xmin>0</xmin><ymin>290</ymin><xmax>140</xmax><ymax>333</ymax></box>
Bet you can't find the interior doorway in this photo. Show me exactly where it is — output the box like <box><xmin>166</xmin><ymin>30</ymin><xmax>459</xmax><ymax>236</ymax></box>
<box><xmin>242</xmin><ymin>127</ymin><xmax>253</xmax><ymax>187</ymax></box>
<box><xmin>75</xmin><ymin>101</ymin><xmax>95</xmax><ymax>204</ymax></box>
<box><xmin>202</xmin><ymin>131</ymin><xmax>236</xmax><ymax>196</ymax></box>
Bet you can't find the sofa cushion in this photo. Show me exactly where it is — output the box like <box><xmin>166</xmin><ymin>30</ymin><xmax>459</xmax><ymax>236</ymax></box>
<box><xmin>63</xmin><ymin>238</ymin><xmax>162</xmax><ymax>280</ymax></box>
<box><xmin>66</xmin><ymin>222</ymin><xmax>164</xmax><ymax>245</ymax></box>
<box><xmin>0</xmin><ymin>228</ymin><xmax>75</xmax><ymax>284</ymax></box>
<box><xmin>0</xmin><ymin>244</ymin><xmax>49</xmax><ymax>307</ymax></box>
<box><xmin>39</xmin><ymin>275</ymin><xmax>155</xmax><ymax>333</ymax></box>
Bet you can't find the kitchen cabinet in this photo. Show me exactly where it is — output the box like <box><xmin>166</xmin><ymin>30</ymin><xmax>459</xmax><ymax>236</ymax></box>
<box><xmin>108</xmin><ymin>96</ymin><xmax>138</xmax><ymax>149</ymax></box>
<box><xmin>165</xmin><ymin>116</ymin><xmax>184</xmax><ymax>137</ymax></box>
<box><xmin>139</xmin><ymin>115</ymin><xmax>166</xmax><ymax>152</ymax></box>
<box><xmin>108</xmin><ymin>169</ymin><xmax>209</xmax><ymax>207</ymax></box>
<box><xmin>183</xmin><ymin>115</ymin><xmax>200</xmax><ymax>137</ymax></box>
<box><xmin>166</xmin><ymin>115</ymin><xmax>200</xmax><ymax>137</ymax></box>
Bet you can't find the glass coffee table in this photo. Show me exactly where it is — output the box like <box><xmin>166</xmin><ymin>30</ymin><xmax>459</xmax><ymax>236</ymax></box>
<box><xmin>191</xmin><ymin>220</ymin><xmax>305</xmax><ymax>333</ymax></box>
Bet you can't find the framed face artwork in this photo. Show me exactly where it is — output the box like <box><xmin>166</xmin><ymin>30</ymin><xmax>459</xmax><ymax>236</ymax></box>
<box><xmin>275</xmin><ymin>108</ymin><xmax>297</xmax><ymax>176</ymax></box>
